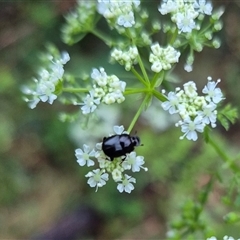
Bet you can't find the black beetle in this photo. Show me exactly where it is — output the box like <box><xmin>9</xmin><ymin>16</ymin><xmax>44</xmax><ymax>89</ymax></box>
<box><xmin>102</xmin><ymin>133</ymin><xmax>140</xmax><ymax>161</ymax></box>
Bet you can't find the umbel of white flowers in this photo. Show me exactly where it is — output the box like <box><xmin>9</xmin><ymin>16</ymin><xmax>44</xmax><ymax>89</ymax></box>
<box><xmin>23</xmin><ymin>52</ymin><xmax>70</xmax><ymax>109</ymax></box>
<box><xmin>162</xmin><ymin>77</ymin><xmax>224</xmax><ymax>141</ymax></box>
<box><xmin>79</xmin><ymin>67</ymin><xmax>126</xmax><ymax>114</ymax></box>
<box><xmin>75</xmin><ymin>125</ymin><xmax>148</xmax><ymax>193</ymax></box>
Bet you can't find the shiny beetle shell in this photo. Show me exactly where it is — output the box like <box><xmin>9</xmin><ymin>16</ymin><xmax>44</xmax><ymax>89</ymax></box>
<box><xmin>102</xmin><ymin>134</ymin><xmax>140</xmax><ymax>161</ymax></box>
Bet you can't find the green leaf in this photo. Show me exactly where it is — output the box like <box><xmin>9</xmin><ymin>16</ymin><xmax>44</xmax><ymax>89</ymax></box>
<box><xmin>217</xmin><ymin>104</ymin><xmax>238</xmax><ymax>130</ymax></box>
<box><xmin>223</xmin><ymin>212</ymin><xmax>240</xmax><ymax>224</ymax></box>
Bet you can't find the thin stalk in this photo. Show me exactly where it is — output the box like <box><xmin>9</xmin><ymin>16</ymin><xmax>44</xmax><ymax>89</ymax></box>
<box><xmin>124</xmin><ymin>88</ymin><xmax>149</xmax><ymax>95</ymax></box>
<box><xmin>207</xmin><ymin>135</ymin><xmax>240</xmax><ymax>173</ymax></box>
<box><xmin>127</xmin><ymin>94</ymin><xmax>150</xmax><ymax>133</ymax></box>
<box><xmin>137</xmin><ymin>53</ymin><xmax>150</xmax><ymax>84</ymax></box>
<box><xmin>62</xmin><ymin>88</ymin><xmax>89</xmax><ymax>93</ymax></box>
<box><xmin>131</xmin><ymin>67</ymin><xmax>149</xmax><ymax>87</ymax></box>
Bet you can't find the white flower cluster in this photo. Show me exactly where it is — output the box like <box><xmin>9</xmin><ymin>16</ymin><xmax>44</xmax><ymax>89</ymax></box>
<box><xmin>162</xmin><ymin>77</ymin><xmax>224</xmax><ymax>141</ymax></box>
<box><xmin>207</xmin><ymin>236</ymin><xmax>240</xmax><ymax>240</ymax></box>
<box><xmin>97</xmin><ymin>0</ymin><xmax>140</xmax><ymax>29</ymax></box>
<box><xmin>62</xmin><ymin>1</ymin><xmax>96</xmax><ymax>44</ymax></box>
<box><xmin>149</xmin><ymin>43</ymin><xmax>180</xmax><ymax>73</ymax></box>
<box><xmin>110</xmin><ymin>46</ymin><xmax>139</xmax><ymax>71</ymax></box>
<box><xmin>23</xmin><ymin>52</ymin><xmax>70</xmax><ymax>109</ymax></box>
<box><xmin>159</xmin><ymin>0</ymin><xmax>213</xmax><ymax>33</ymax></box>
<box><xmin>81</xmin><ymin>67</ymin><xmax>126</xmax><ymax>114</ymax></box>
<box><xmin>75</xmin><ymin>125</ymin><xmax>147</xmax><ymax>193</ymax></box>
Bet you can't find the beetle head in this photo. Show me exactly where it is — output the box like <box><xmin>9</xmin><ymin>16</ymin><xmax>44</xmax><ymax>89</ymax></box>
<box><xmin>131</xmin><ymin>136</ymin><xmax>141</xmax><ymax>146</ymax></box>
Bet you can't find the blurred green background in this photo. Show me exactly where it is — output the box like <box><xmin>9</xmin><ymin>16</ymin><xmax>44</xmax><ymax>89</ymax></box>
<box><xmin>1</xmin><ymin>1</ymin><xmax>240</xmax><ymax>239</ymax></box>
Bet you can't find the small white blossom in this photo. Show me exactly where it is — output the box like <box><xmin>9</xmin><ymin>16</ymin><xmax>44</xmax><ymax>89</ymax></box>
<box><xmin>223</xmin><ymin>236</ymin><xmax>240</xmax><ymax>240</ymax></box>
<box><xmin>117</xmin><ymin>174</ymin><xmax>136</xmax><ymax>193</ymax></box>
<box><xmin>207</xmin><ymin>236</ymin><xmax>240</xmax><ymax>240</ymax></box>
<box><xmin>62</xmin><ymin>1</ymin><xmax>96</xmax><ymax>44</ymax></box>
<box><xmin>75</xmin><ymin>144</ymin><xmax>96</xmax><ymax>167</ymax></box>
<box><xmin>202</xmin><ymin>78</ymin><xmax>224</xmax><ymax>104</ymax></box>
<box><xmin>184</xmin><ymin>63</ymin><xmax>193</xmax><ymax>72</ymax></box>
<box><xmin>81</xmin><ymin>91</ymin><xmax>100</xmax><ymax>114</ymax></box>
<box><xmin>158</xmin><ymin>0</ymin><xmax>177</xmax><ymax>15</ymax></box>
<box><xmin>81</xmin><ymin>67</ymin><xmax>126</xmax><ymax>114</ymax></box>
<box><xmin>175</xmin><ymin>11</ymin><xmax>196</xmax><ymax>33</ymax></box>
<box><xmin>149</xmin><ymin>43</ymin><xmax>180</xmax><ymax>73</ymax></box>
<box><xmin>85</xmin><ymin>169</ymin><xmax>109</xmax><ymax>192</ymax></box>
<box><xmin>158</xmin><ymin>0</ymin><xmax>213</xmax><ymax>33</ymax></box>
<box><xmin>183</xmin><ymin>81</ymin><xmax>198</xmax><ymax>98</ymax></box>
<box><xmin>23</xmin><ymin>51</ymin><xmax>70</xmax><ymax>109</ymax></box>
<box><xmin>91</xmin><ymin>67</ymin><xmax>108</xmax><ymax>86</ymax></box>
<box><xmin>198</xmin><ymin>102</ymin><xmax>217</xmax><ymax>127</ymax></box>
<box><xmin>161</xmin><ymin>91</ymin><xmax>181</xmax><ymax>114</ymax></box>
<box><xmin>97</xmin><ymin>0</ymin><xmax>140</xmax><ymax>29</ymax></box>
<box><xmin>111</xmin><ymin>46</ymin><xmax>138</xmax><ymax>71</ymax></box>
<box><xmin>112</xmin><ymin>168</ymin><xmax>123</xmax><ymax>182</ymax></box>
<box><xmin>194</xmin><ymin>0</ymin><xmax>213</xmax><ymax>15</ymax></box>
<box><xmin>162</xmin><ymin>78</ymin><xmax>224</xmax><ymax>141</ymax></box>
<box><xmin>113</xmin><ymin>125</ymin><xmax>125</xmax><ymax>135</ymax></box>
<box><xmin>178</xmin><ymin>115</ymin><xmax>205</xmax><ymax>141</ymax></box>
<box><xmin>122</xmin><ymin>152</ymin><xmax>147</xmax><ymax>172</ymax></box>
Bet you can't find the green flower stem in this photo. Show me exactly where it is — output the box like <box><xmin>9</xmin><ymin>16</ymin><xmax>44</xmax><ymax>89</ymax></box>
<box><xmin>127</xmin><ymin>94</ymin><xmax>150</xmax><ymax>133</ymax></box>
<box><xmin>153</xmin><ymin>89</ymin><xmax>167</xmax><ymax>102</ymax></box>
<box><xmin>90</xmin><ymin>28</ymin><xmax>113</xmax><ymax>47</ymax></box>
<box><xmin>124</xmin><ymin>88</ymin><xmax>149</xmax><ymax>95</ymax></box>
<box><xmin>62</xmin><ymin>87</ymin><xmax>89</xmax><ymax>93</ymax></box>
<box><xmin>198</xmin><ymin>175</ymin><xmax>214</xmax><ymax>206</ymax></box>
<box><xmin>137</xmin><ymin>52</ymin><xmax>150</xmax><ymax>84</ymax></box>
<box><xmin>207</xmin><ymin>135</ymin><xmax>240</xmax><ymax>173</ymax></box>
<box><xmin>199</xmin><ymin>22</ymin><xmax>212</xmax><ymax>35</ymax></box>
<box><xmin>169</xmin><ymin>27</ymin><xmax>179</xmax><ymax>45</ymax></box>
<box><xmin>131</xmin><ymin>68</ymin><xmax>149</xmax><ymax>87</ymax></box>
<box><xmin>151</xmin><ymin>71</ymin><xmax>164</xmax><ymax>88</ymax></box>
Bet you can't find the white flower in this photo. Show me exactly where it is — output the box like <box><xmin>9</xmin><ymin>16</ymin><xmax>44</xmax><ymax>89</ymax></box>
<box><xmin>81</xmin><ymin>91</ymin><xmax>100</xmax><ymax>114</ymax></box>
<box><xmin>75</xmin><ymin>144</ymin><xmax>96</xmax><ymax>167</ymax></box>
<box><xmin>112</xmin><ymin>168</ymin><xmax>123</xmax><ymax>182</ymax></box>
<box><xmin>158</xmin><ymin>0</ymin><xmax>177</xmax><ymax>15</ymax></box>
<box><xmin>110</xmin><ymin>46</ymin><xmax>138</xmax><ymax>71</ymax></box>
<box><xmin>149</xmin><ymin>43</ymin><xmax>180</xmax><ymax>73</ymax></box>
<box><xmin>158</xmin><ymin>0</ymin><xmax>200</xmax><ymax>33</ymax></box>
<box><xmin>202</xmin><ymin>78</ymin><xmax>224</xmax><ymax>104</ymax></box>
<box><xmin>184</xmin><ymin>63</ymin><xmax>193</xmax><ymax>72</ymax></box>
<box><xmin>183</xmin><ymin>81</ymin><xmax>198</xmax><ymax>98</ymax></box>
<box><xmin>198</xmin><ymin>102</ymin><xmax>217</xmax><ymax>128</ymax></box>
<box><xmin>122</xmin><ymin>152</ymin><xmax>147</xmax><ymax>172</ymax></box>
<box><xmin>60</xmin><ymin>51</ymin><xmax>71</xmax><ymax>64</ymax></box>
<box><xmin>85</xmin><ymin>169</ymin><xmax>109</xmax><ymax>192</ymax></box>
<box><xmin>90</xmin><ymin>67</ymin><xmax>126</xmax><ymax>107</ymax></box>
<box><xmin>194</xmin><ymin>0</ymin><xmax>213</xmax><ymax>15</ymax></box>
<box><xmin>97</xmin><ymin>0</ymin><xmax>140</xmax><ymax>28</ymax></box>
<box><xmin>175</xmin><ymin>11</ymin><xmax>196</xmax><ymax>33</ymax></box>
<box><xmin>162</xmin><ymin>91</ymin><xmax>181</xmax><ymax>114</ymax></box>
<box><xmin>179</xmin><ymin>115</ymin><xmax>205</xmax><ymax>141</ymax></box>
<box><xmin>117</xmin><ymin>11</ymin><xmax>135</xmax><ymax>27</ymax></box>
<box><xmin>24</xmin><ymin>51</ymin><xmax>70</xmax><ymax>109</ymax></box>
<box><xmin>61</xmin><ymin>1</ymin><xmax>96</xmax><ymax>44</ymax></box>
<box><xmin>37</xmin><ymin>80</ymin><xmax>57</xmax><ymax>103</ymax></box>
<box><xmin>162</xmin><ymin>77</ymin><xmax>224</xmax><ymax>141</ymax></box>
<box><xmin>117</xmin><ymin>174</ymin><xmax>136</xmax><ymax>193</ymax></box>
<box><xmin>113</xmin><ymin>125</ymin><xmax>125</xmax><ymax>135</ymax></box>
<box><xmin>91</xmin><ymin>67</ymin><xmax>108</xmax><ymax>86</ymax></box>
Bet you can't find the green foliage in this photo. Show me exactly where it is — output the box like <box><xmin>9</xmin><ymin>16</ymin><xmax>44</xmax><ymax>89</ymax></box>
<box><xmin>218</xmin><ymin>104</ymin><xmax>238</xmax><ymax>130</ymax></box>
